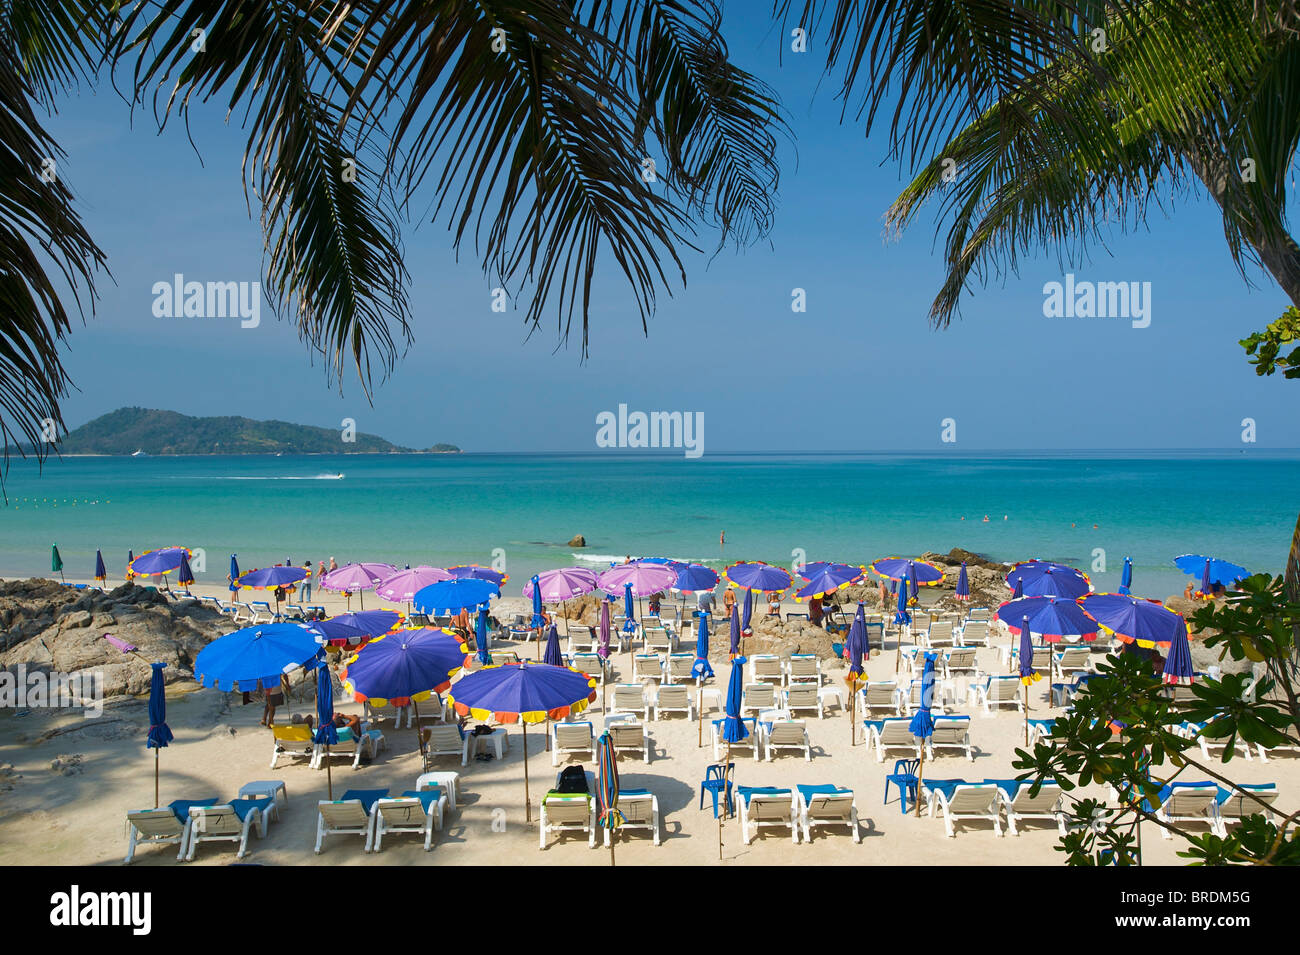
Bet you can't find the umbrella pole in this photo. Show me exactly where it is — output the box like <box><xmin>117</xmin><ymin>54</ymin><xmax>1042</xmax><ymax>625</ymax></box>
<box><xmin>1024</xmin><ymin>685</ymin><xmax>1029</xmax><ymax>747</ymax></box>
<box><xmin>545</xmin><ymin>717</ymin><xmax>550</xmax><ymax>752</ymax></box>
<box><xmin>154</xmin><ymin>749</ymin><xmax>159</xmax><ymax>808</ymax></box>
<box><xmin>414</xmin><ymin>699</ymin><xmax>426</xmax><ymax>756</ymax></box>
<box><xmin>523</xmin><ymin>722</ymin><xmax>532</xmax><ymax>822</ymax></box>
<box><xmin>850</xmin><ymin>681</ymin><xmax>856</xmax><ymax>746</ymax></box>
<box><xmin>914</xmin><ymin>748</ymin><xmax>926</xmax><ymax>817</ymax></box>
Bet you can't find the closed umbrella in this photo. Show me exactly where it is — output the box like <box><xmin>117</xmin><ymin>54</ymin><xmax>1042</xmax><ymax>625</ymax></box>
<box><xmin>1118</xmin><ymin>557</ymin><xmax>1133</xmax><ymax>595</ymax></box>
<box><xmin>845</xmin><ymin>603</ymin><xmax>868</xmax><ymax>744</ymax></box>
<box><xmin>717</xmin><ymin>656</ymin><xmax>749</xmax><ymax>858</ymax></box>
<box><xmin>910</xmin><ymin>651</ymin><xmax>938</xmax><ymax>816</ymax></box>
<box><xmin>955</xmin><ymin>562</ymin><xmax>969</xmax><ymax>601</ymax></box>
<box><xmin>894</xmin><ymin>579</ymin><xmax>910</xmax><ymax>672</ymax></box>
<box><xmin>94</xmin><ymin>550</ymin><xmax>106</xmax><ymax>586</ymax></box>
<box><xmin>541</xmin><ymin>624</ymin><xmax>565</xmax><ymax>749</ymax></box>
<box><xmin>313</xmin><ymin>664</ymin><xmax>338</xmax><ymax>799</ymax></box>
<box><xmin>1162</xmin><ymin>621</ymin><xmax>1195</xmax><ymax>686</ymax></box>
<box><xmin>447</xmin><ymin>663</ymin><xmax>597</xmax><ymax>820</ymax></box>
<box><xmin>530</xmin><ymin>575</ymin><xmax>546</xmax><ymax>657</ymax></box>
<box><xmin>741</xmin><ymin>588</ymin><xmax>754</xmax><ymax>635</ymax></box>
<box><xmin>596</xmin><ymin>731</ymin><xmax>623</xmax><ymax>866</ymax></box>
<box><xmin>51</xmin><ymin>544</ymin><xmax>64</xmax><ymax>582</ymax></box>
<box><xmin>1012</xmin><ymin>576</ymin><xmax>1025</xmax><ymax>599</ymax></box>
<box><xmin>476</xmin><ymin>607</ymin><xmax>491</xmax><ymax>666</ymax></box>
<box><xmin>128</xmin><ymin>550</ymin><xmax>135</xmax><ymax>581</ymax></box>
<box><xmin>228</xmin><ymin>554</ymin><xmax>240</xmax><ymax>594</ymax></box>
<box><xmin>909</xmin><ymin>562</ymin><xmax>919</xmax><ymax>601</ymax></box>
<box><xmin>695</xmin><ymin>611</ymin><xmax>716</xmax><ymax>747</ymax></box>
<box><xmin>727</xmin><ymin>605</ymin><xmax>740</xmax><ymax>658</ymax></box>
<box><xmin>622</xmin><ymin>582</ymin><xmax>637</xmax><ymax>637</ymax></box>
<box><xmin>147</xmin><ymin>662</ymin><xmax>173</xmax><ymax>808</ymax></box>
<box><xmin>1018</xmin><ymin>615</ymin><xmax>1041</xmax><ymax>745</ymax></box>
<box><xmin>177</xmin><ymin>551</ymin><xmax>195</xmax><ymax>589</ymax></box>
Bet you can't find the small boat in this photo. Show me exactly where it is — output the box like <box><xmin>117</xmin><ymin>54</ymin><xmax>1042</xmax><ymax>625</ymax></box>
<box><xmin>130</xmin><ymin>449</ymin><xmax>148</xmax><ymax>457</ymax></box>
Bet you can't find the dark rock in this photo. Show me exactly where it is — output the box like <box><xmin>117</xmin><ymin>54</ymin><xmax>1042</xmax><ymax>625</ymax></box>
<box><xmin>568</xmin><ymin>535</ymin><xmax>586</xmax><ymax>548</ymax></box>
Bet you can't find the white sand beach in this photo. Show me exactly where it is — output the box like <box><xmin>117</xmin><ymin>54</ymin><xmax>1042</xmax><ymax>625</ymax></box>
<box><xmin>1</xmin><ymin>576</ymin><xmax>1289</xmax><ymax>867</ymax></box>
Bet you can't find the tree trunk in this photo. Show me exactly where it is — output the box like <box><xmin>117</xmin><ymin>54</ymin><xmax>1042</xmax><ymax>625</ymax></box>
<box><xmin>1287</xmin><ymin>510</ymin><xmax>1300</xmax><ymax>604</ymax></box>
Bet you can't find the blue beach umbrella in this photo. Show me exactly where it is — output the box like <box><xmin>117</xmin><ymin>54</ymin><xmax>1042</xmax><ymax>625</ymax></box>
<box><xmin>909</xmin><ymin>651</ymin><xmax>938</xmax><ymax>815</ymax></box>
<box><xmin>871</xmin><ymin>557</ymin><xmax>944</xmax><ymax>588</ymax></box>
<box><xmin>412</xmin><ymin>577</ymin><xmax>500</xmax><ymax>614</ymax></box>
<box><xmin>1007</xmin><ymin>560</ymin><xmax>1091</xmax><ymax>598</ymax></box>
<box><xmin>1017</xmin><ymin>615</ymin><xmax>1041</xmax><ymax>745</ymax></box>
<box><xmin>1163</xmin><ymin>623</ymin><xmax>1195</xmax><ymax>686</ymax></box>
<box><xmin>794</xmin><ymin>562</ymin><xmax>864</xmax><ymax>600</ymax></box>
<box><xmin>723</xmin><ymin>561</ymin><xmax>793</xmax><ymax>593</ymax></box>
<box><xmin>695</xmin><ymin>612</ymin><xmax>715</xmax><ymax>679</ymax></box>
<box><xmin>845</xmin><ymin>604</ymin><xmax>868</xmax><ymax>744</ymax></box>
<box><xmin>622</xmin><ymin>582</ymin><xmax>637</xmax><ymax>633</ymax></box>
<box><xmin>530</xmin><ymin>576</ymin><xmax>545</xmax><ymax>629</ymax></box>
<box><xmin>306</xmin><ymin>618</ymin><xmax>372</xmax><ymax>646</ymax></box>
<box><xmin>476</xmin><ymin>606</ymin><xmax>491</xmax><ymax>665</ymax></box>
<box><xmin>1012</xmin><ymin>576</ymin><xmax>1025</xmax><ymax>599</ymax></box>
<box><xmin>1174</xmin><ymin>555</ymin><xmax>1248</xmax><ymax>595</ymax></box>
<box><xmin>313</xmin><ymin>663</ymin><xmax>338</xmax><ymax>798</ymax></box>
<box><xmin>94</xmin><ymin>550</ymin><xmax>107</xmax><ymax>584</ymax></box>
<box><xmin>177</xmin><ymin>551</ymin><xmax>195</xmax><ymax>588</ymax></box>
<box><xmin>147</xmin><ymin>662</ymin><xmax>173</xmax><ymax>807</ymax></box>
<box><xmin>448</xmin><ymin>564</ymin><xmax>508</xmax><ymax>586</ymax></box>
<box><xmin>131</xmin><ymin>546</ymin><xmax>189</xmax><ymax>579</ymax></box>
<box><xmin>340</xmin><ymin>628</ymin><xmax>471</xmax><ymax>705</ymax></box>
<box><xmin>1080</xmin><ymin>594</ymin><xmax>1188</xmax><ymax>650</ymax></box>
<box><xmin>228</xmin><ymin>554</ymin><xmax>240</xmax><ymax>593</ymax></box>
<box><xmin>741</xmin><ymin>588</ymin><xmax>753</xmax><ymax>634</ymax></box>
<box><xmin>727</xmin><ymin>606</ymin><xmax>740</xmax><ymax>658</ymax></box>
<box><xmin>721</xmin><ymin>657</ymin><xmax>750</xmax><ymax>746</ymax></box>
<box><xmin>955</xmin><ymin>562</ymin><xmax>969</xmax><ymax>601</ymax></box>
<box><xmin>328</xmin><ymin>610</ymin><xmax>401</xmax><ymax>638</ymax></box>
<box><xmin>996</xmin><ymin>596</ymin><xmax>1100</xmax><ymax>643</ymax></box>
<box><xmin>194</xmin><ymin>623</ymin><xmax>323</xmax><ymax>692</ymax></box>
<box><xmin>238</xmin><ymin>565</ymin><xmax>308</xmax><ymax>589</ymax></box>
<box><xmin>543</xmin><ymin>623</ymin><xmax>564</xmax><ymax>668</ymax></box>
<box><xmin>1118</xmin><ymin>557</ymin><xmax>1133</xmax><ymax>595</ymax></box>
<box><xmin>895</xmin><ymin>578</ymin><xmax>911</xmax><ymax>626</ymax></box>
<box><xmin>673</xmin><ymin>563</ymin><xmax>719</xmax><ymax>593</ymax></box>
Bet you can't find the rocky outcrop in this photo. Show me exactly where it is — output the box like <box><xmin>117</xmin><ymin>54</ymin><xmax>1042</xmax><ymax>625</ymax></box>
<box><xmin>567</xmin><ymin>534</ymin><xmax>586</xmax><ymax>548</ymax></box>
<box><xmin>0</xmin><ymin>578</ymin><xmax>229</xmax><ymax>698</ymax></box>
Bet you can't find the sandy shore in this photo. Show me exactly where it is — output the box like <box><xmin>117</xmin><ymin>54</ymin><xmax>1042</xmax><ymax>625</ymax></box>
<box><xmin>0</xmin><ymin>578</ymin><xmax>1290</xmax><ymax>866</ymax></box>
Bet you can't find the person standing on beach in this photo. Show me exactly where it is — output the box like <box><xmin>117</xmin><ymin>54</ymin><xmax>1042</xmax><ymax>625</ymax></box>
<box><xmin>809</xmin><ymin>595</ymin><xmax>824</xmax><ymax>628</ymax></box>
<box><xmin>723</xmin><ymin>587</ymin><xmax>736</xmax><ymax>616</ymax></box>
<box><xmin>720</xmin><ymin>529</ymin><xmax>725</xmax><ymax>551</ymax></box>
<box><xmin>878</xmin><ymin>578</ymin><xmax>890</xmax><ymax>610</ymax></box>
<box><xmin>329</xmin><ymin>557</ymin><xmax>338</xmax><ymax>572</ymax></box>
<box><xmin>300</xmin><ymin>561</ymin><xmax>313</xmax><ymax>602</ymax></box>
<box><xmin>697</xmin><ymin>588</ymin><xmax>715</xmax><ymax>615</ymax></box>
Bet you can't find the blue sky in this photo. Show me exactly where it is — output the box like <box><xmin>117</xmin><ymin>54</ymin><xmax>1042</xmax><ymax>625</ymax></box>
<box><xmin>42</xmin><ymin>9</ymin><xmax>1298</xmax><ymax>452</ymax></box>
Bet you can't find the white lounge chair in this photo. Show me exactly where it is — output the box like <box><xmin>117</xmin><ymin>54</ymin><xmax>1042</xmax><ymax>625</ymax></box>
<box><xmin>269</xmin><ymin>724</ymin><xmax>316</xmax><ymax>769</ymax></box>
<box><xmin>314</xmin><ymin>792</ymin><xmax>380</xmax><ymax>854</ymax></box>
<box><xmin>125</xmin><ymin>807</ymin><xmax>193</xmax><ymax>863</ymax></box>
<box><xmin>632</xmin><ymin>653</ymin><xmax>665</xmax><ymax>683</ymax></box>
<box><xmin>551</xmin><ymin>721</ymin><xmax>596</xmax><ymax>766</ymax></box>
<box><xmin>996</xmin><ymin>780</ymin><xmax>1066</xmax><ymax>835</ymax></box>
<box><xmin>796</xmin><ymin>786</ymin><xmax>860</xmax><ymax>843</ymax></box>
<box><xmin>959</xmin><ymin>619</ymin><xmax>991</xmax><ymax>647</ymax></box>
<box><xmin>422</xmin><ymin>724</ymin><xmax>471</xmax><ymax>769</ymax></box>
<box><xmin>1148</xmin><ymin>782</ymin><xmax>1221</xmax><ymax>839</ymax></box>
<box><xmin>1051</xmin><ymin>647</ymin><xmax>1093</xmax><ymax>681</ymax></box>
<box><xmin>737</xmin><ymin>788</ymin><xmax>798</xmax><ymax>844</ymax></box>
<box><xmin>786</xmin><ymin>654</ymin><xmax>822</xmax><ymax>686</ymax></box>
<box><xmin>363</xmin><ymin>700</ymin><xmax>410</xmax><ymax>728</ymax></box>
<box><xmin>926</xmin><ymin>782</ymin><xmax>1003</xmax><ymax>837</ymax></box>
<box><xmin>604</xmin><ymin>790</ymin><xmax>661</xmax><ymax>846</ymax></box>
<box><xmin>941</xmin><ymin>646</ymin><xmax>979</xmax><ymax>680</ymax></box>
<box><xmin>654</xmin><ymin>684</ymin><xmax>695</xmax><ymax>721</ymax></box>
<box><xmin>570</xmin><ymin>651</ymin><xmax>607</xmax><ymax>684</ymax></box>
<box><xmin>711</xmin><ymin>717</ymin><xmax>759</xmax><ymax>759</ymax></box>
<box><xmin>927</xmin><ymin>716</ymin><xmax>974</xmax><ymax>761</ymax></box>
<box><xmin>763</xmin><ymin>719</ymin><xmax>812</xmax><ymax>761</ymax></box>
<box><xmin>185</xmin><ymin>800</ymin><xmax>269</xmax><ymax>860</ymax></box>
<box><xmin>750</xmin><ymin>655</ymin><xmax>784</xmax><ymax>686</ymax></box>
<box><xmin>926</xmin><ymin>620</ymin><xmax>955</xmax><ymax>648</ymax></box>
<box><xmin>865</xmin><ymin>718</ymin><xmax>921</xmax><ymax>762</ymax></box>
<box><xmin>611</xmin><ymin>684</ymin><xmax>651</xmax><ymax>722</ymax></box>
<box><xmin>971</xmin><ymin>675</ymin><xmax>1024</xmax><ymax>713</ymax></box>
<box><xmin>312</xmin><ymin>725</ymin><xmax>376</xmax><ymax>770</ymax></box>
<box><xmin>539</xmin><ymin>793</ymin><xmax>596</xmax><ymax>848</ymax></box>
<box><xmin>741</xmin><ymin>683</ymin><xmax>777</xmax><ymax>716</ymax></box>
<box><xmin>784</xmin><ymin>683</ymin><xmax>823</xmax><ymax>719</ymax></box>
<box><xmin>1215</xmin><ymin>783</ymin><xmax>1279</xmax><ymax>835</ymax></box>
<box><xmin>1183</xmin><ymin>720</ymin><xmax>1253</xmax><ymax>762</ymax></box>
<box><xmin>608</xmin><ymin>721</ymin><xmax>651</xmax><ymax>762</ymax></box>
<box><xmin>665</xmin><ymin>652</ymin><xmax>697</xmax><ymax>685</ymax></box>
<box><xmin>859</xmin><ymin>681</ymin><xmax>898</xmax><ymax>716</ymax></box>
<box><xmin>372</xmin><ymin>791</ymin><xmax>447</xmax><ymax>852</ymax></box>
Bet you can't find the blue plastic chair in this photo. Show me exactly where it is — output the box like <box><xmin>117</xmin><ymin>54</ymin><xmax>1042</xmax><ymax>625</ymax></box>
<box><xmin>700</xmin><ymin>762</ymin><xmax>735</xmax><ymax>818</ymax></box>
<box><xmin>884</xmin><ymin>758</ymin><xmax>920</xmax><ymax>814</ymax></box>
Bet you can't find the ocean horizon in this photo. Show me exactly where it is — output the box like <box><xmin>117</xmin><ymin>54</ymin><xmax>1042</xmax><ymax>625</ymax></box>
<box><xmin>3</xmin><ymin>450</ymin><xmax>1295</xmax><ymax>600</ymax></box>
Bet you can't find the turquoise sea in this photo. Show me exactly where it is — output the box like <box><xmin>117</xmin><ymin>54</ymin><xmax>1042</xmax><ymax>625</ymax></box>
<box><xmin>1</xmin><ymin>451</ymin><xmax>1296</xmax><ymax>599</ymax></box>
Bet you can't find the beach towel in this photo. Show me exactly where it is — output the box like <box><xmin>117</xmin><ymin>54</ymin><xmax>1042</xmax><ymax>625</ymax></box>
<box><xmin>339</xmin><ymin>789</ymin><xmax>389</xmax><ymax>812</ymax></box>
<box><xmin>167</xmin><ymin>797</ymin><xmax>218</xmax><ymax>823</ymax></box>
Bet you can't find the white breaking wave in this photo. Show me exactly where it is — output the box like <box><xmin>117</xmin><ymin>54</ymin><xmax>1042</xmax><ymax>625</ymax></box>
<box><xmin>203</xmin><ymin>473</ymin><xmax>344</xmax><ymax>481</ymax></box>
<box><xmin>572</xmin><ymin>553</ymin><xmax>713</xmax><ymax>565</ymax></box>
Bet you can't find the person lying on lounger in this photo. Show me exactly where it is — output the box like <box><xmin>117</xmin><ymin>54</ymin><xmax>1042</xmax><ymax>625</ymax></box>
<box><xmin>304</xmin><ymin>712</ymin><xmax>364</xmax><ymax>738</ymax></box>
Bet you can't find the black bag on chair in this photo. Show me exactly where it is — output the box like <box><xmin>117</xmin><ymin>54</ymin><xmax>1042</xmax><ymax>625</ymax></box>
<box><xmin>555</xmin><ymin>765</ymin><xmax>589</xmax><ymax>794</ymax></box>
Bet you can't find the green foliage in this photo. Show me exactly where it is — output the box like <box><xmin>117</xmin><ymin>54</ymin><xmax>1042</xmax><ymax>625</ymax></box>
<box><xmin>1015</xmin><ymin>573</ymin><xmax>1300</xmax><ymax>865</ymax></box>
<box><xmin>1241</xmin><ymin>306</ymin><xmax>1300</xmax><ymax>379</ymax></box>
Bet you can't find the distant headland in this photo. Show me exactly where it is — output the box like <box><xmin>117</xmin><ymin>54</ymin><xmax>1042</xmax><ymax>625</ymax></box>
<box><xmin>34</xmin><ymin>407</ymin><xmax>461</xmax><ymax>455</ymax></box>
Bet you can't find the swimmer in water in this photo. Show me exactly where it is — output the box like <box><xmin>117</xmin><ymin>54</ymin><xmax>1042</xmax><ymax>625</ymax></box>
<box><xmin>983</xmin><ymin>515</ymin><xmax>990</xmax><ymax>522</ymax></box>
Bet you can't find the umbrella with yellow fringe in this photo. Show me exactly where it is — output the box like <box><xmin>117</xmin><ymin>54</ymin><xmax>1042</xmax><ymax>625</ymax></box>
<box><xmin>446</xmin><ymin>662</ymin><xmax>597</xmax><ymax>822</ymax></box>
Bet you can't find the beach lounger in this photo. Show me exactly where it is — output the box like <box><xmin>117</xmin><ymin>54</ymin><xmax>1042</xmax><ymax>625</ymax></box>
<box><xmin>926</xmin><ymin>782</ymin><xmax>1003</xmax><ymax>837</ymax></box>
<box><xmin>1215</xmin><ymin>784</ymin><xmax>1279</xmax><ymax>834</ymax></box>
<box><xmin>249</xmin><ymin>601</ymin><xmax>277</xmax><ymax>624</ymax></box>
<box><xmin>490</xmin><ymin>650</ymin><xmax>521</xmax><ymax>666</ymax></box>
<box><xmin>711</xmin><ymin>717</ymin><xmax>759</xmax><ymax>759</ymax></box>
<box><xmin>959</xmin><ymin>619</ymin><xmax>991</xmax><ymax>647</ymax></box>
<box><xmin>364</xmin><ymin>700</ymin><xmax>411</xmax><ymax>728</ymax></box>
<box><xmin>1183</xmin><ymin>720</ymin><xmax>1253</xmax><ymax>762</ymax></box>
<box><xmin>897</xmin><ymin>679</ymin><xmax>946</xmax><ymax>717</ymax></box>
<box><xmin>967</xmin><ymin>608</ymin><xmax>992</xmax><ymax>623</ymax></box>
<box><xmin>1052</xmin><ymin>647</ymin><xmax>1093</xmax><ymax>681</ymax></box>
<box><xmin>784</xmin><ymin>683</ymin><xmax>823</xmax><ymax>719</ymax></box>
<box><xmin>232</xmin><ymin>602</ymin><xmax>256</xmax><ymax>623</ymax></box>
<box><xmin>632</xmin><ymin>653</ymin><xmax>665</xmax><ymax>683</ymax></box>
<box><xmin>269</xmin><ymin>724</ymin><xmax>316</xmax><ymax>769</ymax></box>
<box><xmin>665</xmin><ymin>652</ymin><xmax>697</xmax><ymax>685</ymax></box>
<box><xmin>551</xmin><ymin>721</ymin><xmax>595</xmax><ymax>765</ymax></box>
<box><xmin>567</xmin><ymin>625</ymin><xmax>596</xmax><ymax>654</ymax></box>
<box><xmin>859</xmin><ymin>681</ymin><xmax>899</xmax><ymax>716</ymax></box>
<box><xmin>643</xmin><ymin>628</ymin><xmax>672</xmax><ymax>654</ymax></box>
<box><xmin>570</xmin><ymin>651</ymin><xmax>607</xmax><ymax>684</ymax></box>
<box><xmin>786</xmin><ymin>654</ymin><xmax>822</xmax><ymax>686</ymax></box>
<box><xmin>1254</xmin><ymin>738</ymin><xmax>1300</xmax><ymax>762</ymax></box>
<box><xmin>971</xmin><ymin>675</ymin><xmax>1024</xmax><ymax>713</ymax></box>
<box><xmin>314</xmin><ymin>789</ymin><xmax>386</xmax><ymax>854</ymax></box>
<box><xmin>604</xmin><ymin>790</ymin><xmax>660</xmax><ymax>846</ymax></box>
<box><xmin>941</xmin><ymin>646</ymin><xmax>979</xmax><ymax>680</ymax></box>
<box><xmin>750</xmin><ymin>654</ymin><xmax>784</xmax><ymax>686</ymax></box>
<box><xmin>926</xmin><ymin>620</ymin><xmax>955</xmax><ymax>648</ymax></box>
<box><xmin>611</xmin><ymin>684</ymin><xmax>651</xmax><ymax>722</ymax></box>
<box><xmin>372</xmin><ymin>790</ymin><xmax>447</xmax><ymax>852</ymax></box>
<box><xmin>737</xmin><ymin>787</ymin><xmax>798</xmax><ymax>844</ymax></box>
<box><xmin>654</xmin><ymin>684</ymin><xmax>695</xmax><ymax>721</ymax></box>
<box><xmin>539</xmin><ymin>792</ymin><xmax>596</xmax><ymax>848</ymax></box>
<box><xmin>927</xmin><ymin>716</ymin><xmax>973</xmax><ymax>761</ymax></box>
<box><xmin>185</xmin><ymin>798</ymin><xmax>270</xmax><ymax>860</ymax></box>
<box><xmin>865</xmin><ymin>718</ymin><xmax>922</xmax><ymax>762</ymax></box>
<box><xmin>125</xmin><ymin>805</ymin><xmax>205</xmax><ymax>863</ymax></box>
<box><xmin>741</xmin><ymin>683</ymin><xmax>777</xmax><ymax>716</ymax></box>
<box><xmin>422</xmin><ymin>725</ymin><xmax>471</xmax><ymax>769</ymax></box>
<box><xmin>763</xmin><ymin>719</ymin><xmax>811</xmax><ymax>761</ymax></box>
<box><xmin>312</xmin><ymin>725</ymin><xmax>376</xmax><ymax>770</ymax></box>
<box><xmin>1145</xmin><ymin>782</ymin><xmax>1222</xmax><ymax>838</ymax></box>
<box><xmin>994</xmin><ymin>780</ymin><xmax>1066</xmax><ymax>835</ymax></box>
<box><xmin>796</xmin><ymin>785</ymin><xmax>860</xmax><ymax>843</ymax></box>
<box><xmin>608</xmin><ymin>721</ymin><xmax>651</xmax><ymax>762</ymax></box>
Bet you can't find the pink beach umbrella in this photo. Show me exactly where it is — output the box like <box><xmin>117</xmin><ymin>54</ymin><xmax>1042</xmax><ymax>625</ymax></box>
<box><xmin>523</xmin><ymin>567</ymin><xmax>599</xmax><ymax>644</ymax></box>
<box><xmin>375</xmin><ymin>566</ymin><xmax>454</xmax><ymax>608</ymax></box>
<box><xmin>321</xmin><ymin>562</ymin><xmax>397</xmax><ymax>610</ymax></box>
<box><xmin>597</xmin><ymin>562</ymin><xmax>679</xmax><ymax>627</ymax></box>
